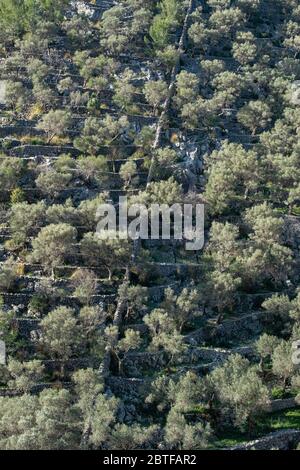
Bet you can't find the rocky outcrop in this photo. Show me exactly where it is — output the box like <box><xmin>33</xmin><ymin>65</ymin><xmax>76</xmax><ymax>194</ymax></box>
<box><xmin>107</xmin><ymin>376</ymin><xmax>151</xmax><ymax>403</ymax></box>
<box><xmin>284</xmin><ymin>215</ymin><xmax>300</xmax><ymax>250</ymax></box>
<box><xmin>269</xmin><ymin>398</ymin><xmax>298</xmax><ymax>413</ymax></box>
<box><xmin>122</xmin><ymin>345</ymin><xmax>256</xmax><ymax>378</ymax></box>
<box><xmin>230</xmin><ymin>429</ymin><xmax>300</xmax><ymax>450</ymax></box>
<box><xmin>16</xmin><ymin>318</ymin><xmax>40</xmax><ymax>339</ymax></box>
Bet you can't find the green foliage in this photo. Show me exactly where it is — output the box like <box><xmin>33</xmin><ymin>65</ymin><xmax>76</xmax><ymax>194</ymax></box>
<box><xmin>150</xmin><ymin>0</ymin><xmax>181</xmax><ymax>48</ymax></box>
<box><xmin>7</xmin><ymin>358</ymin><xmax>44</xmax><ymax>392</ymax></box>
<box><xmin>9</xmin><ymin>201</ymin><xmax>46</xmax><ymax>247</ymax></box>
<box><xmin>107</xmin><ymin>423</ymin><xmax>159</xmax><ymax>450</ymax></box>
<box><xmin>0</xmin><ymin>157</ymin><xmax>24</xmax><ymax>193</ymax></box>
<box><xmin>37</xmin><ymin>110</ymin><xmax>72</xmax><ymax>143</ymax></box>
<box><xmin>35</xmin><ymin>170</ymin><xmax>72</xmax><ymax>197</ymax></box>
<box><xmin>237</xmin><ymin>100</ymin><xmax>272</xmax><ymax>135</ymax></box>
<box><xmin>0</xmin><ymin>0</ymin><xmax>299</xmax><ymax>452</ymax></box>
<box><xmin>0</xmin><ymin>0</ymin><xmax>69</xmax><ymax>39</ymax></box>
<box><xmin>40</xmin><ymin>306</ymin><xmax>79</xmax><ymax>362</ymax></box>
<box><xmin>164</xmin><ymin>408</ymin><xmax>212</xmax><ymax>450</ymax></box>
<box><xmin>71</xmin><ymin>269</ymin><xmax>98</xmax><ymax>305</ymax></box>
<box><xmin>271</xmin><ymin>387</ymin><xmax>287</xmax><ymax>400</ymax></box>
<box><xmin>10</xmin><ymin>187</ymin><xmax>25</xmax><ymax>204</ymax></box>
<box><xmin>207</xmin><ymin>355</ymin><xmax>270</xmax><ymax>432</ymax></box>
<box><xmin>272</xmin><ymin>340</ymin><xmax>295</xmax><ymax>387</ymax></box>
<box><xmin>74</xmin><ymin>115</ymin><xmax>130</xmax><ymax>157</ymax></box>
<box><xmin>0</xmin><ymin>257</ymin><xmax>18</xmax><ymax>291</ymax></box>
<box><xmin>0</xmin><ymin>310</ymin><xmax>18</xmax><ymax>352</ymax></box>
<box><xmin>131</xmin><ymin>177</ymin><xmax>183</xmax><ymax>206</ymax></box>
<box><xmin>144</xmin><ymin>308</ymin><xmax>186</xmax><ymax>359</ymax></box>
<box><xmin>204</xmin><ymin>142</ymin><xmax>261</xmax><ymax>216</ymax></box>
<box><xmin>30</xmin><ymin>223</ymin><xmax>77</xmax><ymax>275</ymax></box>
<box><xmin>81</xmin><ymin>232</ymin><xmax>131</xmax><ymax>280</ymax></box>
<box><xmin>0</xmin><ymin>388</ymin><xmax>80</xmax><ymax>449</ymax></box>
<box><xmin>117</xmin><ymin>284</ymin><xmax>148</xmax><ymax>320</ymax></box>
<box><xmin>73</xmin><ymin>368</ymin><xmax>119</xmax><ymax>448</ymax></box>
<box><xmin>161</xmin><ymin>286</ymin><xmax>201</xmax><ymax>332</ymax></box>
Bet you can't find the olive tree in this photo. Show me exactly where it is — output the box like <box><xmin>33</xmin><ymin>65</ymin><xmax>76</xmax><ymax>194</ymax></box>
<box><xmin>74</xmin><ymin>115</ymin><xmax>130</xmax><ymax>166</ymax></box>
<box><xmin>237</xmin><ymin>100</ymin><xmax>272</xmax><ymax>135</ymax></box>
<box><xmin>207</xmin><ymin>355</ymin><xmax>270</xmax><ymax>431</ymax></box>
<box><xmin>40</xmin><ymin>307</ymin><xmax>79</xmax><ymax>371</ymax></box>
<box><xmin>4</xmin><ymin>81</ymin><xmax>31</xmax><ymax>116</ymax></box>
<box><xmin>30</xmin><ymin>223</ymin><xmax>77</xmax><ymax>278</ymax></box>
<box><xmin>7</xmin><ymin>358</ymin><xmax>44</xmax><ymax>393</ymax></box>
<box><xmin>242</xmin><ymin>204</ymin><xmax>293</xmax><ymax>287</ymax></box>
<box><xmin>119</xmin><ymin>160</ymin><xmax>137</xmax><ymax>188</ymax></box>
<box><xmin>255</xmin><ymin>334</ymin><xmax>281</xmax><ymax>371</ymax></box>
<box><xmin>144</xmin><ymin>80</ymin><xmax>169</xmax><ymax>115</ymax></box>
<box><xmin>117</xmin><ymin>284</ymin><xmax>148</xmax><ymax>321</ymax></box>
<box><xmin>0</xmin><ymin>387</ymin><xmax>79</xmax><ymax>450</ymax></box>
<box><xmin>71</xmin><ymin>269</ymin><xmax>98</xmax><ymax>305</ymax></box>
<box><xmin>232</xmin><ymin>32</ymin><xmax>257</xmax><ymax>65</ymax></box>
<box><xmin>0</xmin><ymin>257</ymin><xmax>18</xmax><ymax>291</ymax></box>
<box><xmin>35</xmin><ymin>169</ymin><xmax>72</xmax><ymax>198</ymax></box>
<box><xmin>262</xmin><ymin>294</ymin><xmax>292</xmax><ymax>327</ymax></box>
<box><xmin>79</xmin><ymin>306</ymin><xmax>107</xmax><ymax>354</ymax></box>
<box><xmin>164</xmin><ymin>408</ymin><xmax>211</xmax><ymax>450</ymax></box>
<box><xmin>0</xmin><ymin>157</ymin><xmax>24</xmax><ymax>192</ymax></box>
<box><xmin>37</xmin><ymin>110</ymin><xmax>72</xmax><ymax>143</ymax></box>
<box><xmin>204</xmin><ymin>142</ymin><xmax>261</xmax><ymax>216</ymax></box>
<box><xmin>272</xmin><ymin>340</ymin><xmax>295</xmax><ymax>388</ymax></box>
<box><xmin>73</xmin><ymin>368</ymin><xmax>119</xmax><ymax>449</ymax></box>
<box><xmin>107</xmin><ymin>423</ymin><xmax>160</xmax><ymax>450</ymax></box>
<box><xmin>105</xmin><ymin>326</ymin><xmax>142</xmax><ymax>375</ymax></box>
<box><xmin>144</xmin><ymin>309</ymin><xmax>186</xmax><ymax>362</ymax></box>
<box><xmin>81</xmin><ymin>232</ymin><xmax>132</xmax><ymax>280</ymax></box>
<box><xmin>113</xmin><ymin>69</ymin><xmax>138</xmax><ymax>112</ymax></box>
<box><xmin>76</xmin><ymin>156</ymin><xmax>109</xmax><ymax>186</ymax></box>
<box><xmin>174</xmin><ymin>71</ymin><xmax>200</xmax><ymax>109</ymax></box>
<box><xmin>161</xmin><ymin>286</ymin><xmax>201</xmax><ymax>332</ymax></box>
<box><xmin>46</xmin><ymin>199</ymin><xmax>79</xmax><ymax>226</ymax></box>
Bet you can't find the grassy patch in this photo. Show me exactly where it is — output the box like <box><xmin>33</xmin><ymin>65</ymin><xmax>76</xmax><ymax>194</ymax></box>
<box><xmin>257</xmin><ymin>408</ymin><xmax>300</xmax><ymax>433</ymax></box>
<box><xmin>212</xmin><ymin>430</ymin><xmax>248</xmax><ymax>449</ymax></box>
<box><xmin>213</xmin><ymin>407</ymin><xmax>300</xmax><ymax>449</ymax></box>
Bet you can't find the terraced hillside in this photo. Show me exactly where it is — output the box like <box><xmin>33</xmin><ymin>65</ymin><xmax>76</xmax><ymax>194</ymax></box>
<box><xmin>0</xmin><ymin>0</ymin><xmax>299</xmax><ymax>451</ymax></box>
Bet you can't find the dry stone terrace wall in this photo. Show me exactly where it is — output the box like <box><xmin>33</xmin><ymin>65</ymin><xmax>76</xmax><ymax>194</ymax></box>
<box><xmin>230</xmin><ymin>430</ymin><xmax>300</xmax><ymax>451</ymax></box>
<box><xmin>186</xmin><ymin>311</ymin><xmax>268</xmax><ymax>346</ymax></box>
<box><xmin>122</xmin><ymin>345</ymin><xmax>257</xmax><ymax>377</ymax></box>
<box><xmin>0</xmin><ymin>126</ymin><xmax>43</xmax><ymax>138</ymax></box>
<box><xmin>10</xmin><ymin>145</ymin><xmax>81</xmax><ymax>158</ymax></box>
<box><xmin>107</xmin><ymin>376</ymin><xmax>151</xmax><ymax>403</ymax></box>
<box><xmin>0</xmin><ymin>0</ymin><xmax>299</xmax><ymax>450</ymax></box>
<box><xmin>269</xmin><ymin>398</ymin><xmax>298</xmax><ymax>413</ymax></box>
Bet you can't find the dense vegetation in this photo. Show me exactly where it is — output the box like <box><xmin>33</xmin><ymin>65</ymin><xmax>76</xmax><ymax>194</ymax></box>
<box><xmin>0</xmin><ymin>0</ymin><xmax>299</xmax><ymax>450</ymax></box>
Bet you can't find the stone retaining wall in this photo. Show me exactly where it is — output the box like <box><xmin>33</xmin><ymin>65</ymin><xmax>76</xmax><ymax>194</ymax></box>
<box><xmin>269</xmin><ymin>398</ymin><xmax>298</xmax><ymax>413</ymax></box>
<box><xmin>107</xmin><ymin>376</ymin><xmax>151</xmax><ymax>403</ymax></box>
<box><xmin>187</xmin><ymin>311</ymin><xmax>267</xmax><ymax>347</ymax></box>
<box><xmin>230</xmin><ymin>429</ymin><xmax>300</xmax><ymax>450</ymax></box>
<box><xmin>0</xmin><ymin>126</ymin><xmax>43</xmax><ymax>138</ymax></box>
<box><xmin>10</xmin><ymin>145</ymin><xmax>80</xmax><ymax>157</ymax></box>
